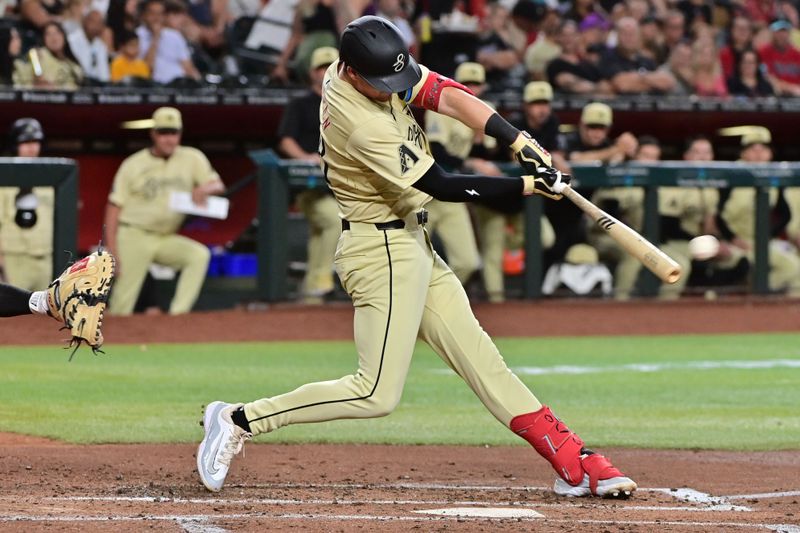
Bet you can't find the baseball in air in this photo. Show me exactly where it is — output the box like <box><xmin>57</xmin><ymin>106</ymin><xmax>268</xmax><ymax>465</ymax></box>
<box><xmin>689</xmin><ymin>235</ymin><xmax>720</xmax><ymax>260</ymax></box>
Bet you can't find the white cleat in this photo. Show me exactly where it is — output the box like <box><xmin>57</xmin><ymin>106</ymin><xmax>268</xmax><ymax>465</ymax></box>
<box><xmin>197</xmin><ymin>401</ymin><xmax>251</xmax><ymax>492</ymax></box>
<box><xmin>554</xmin><ymin>474</ymin><xmax>637</xmax><ymax>499</ymax></box>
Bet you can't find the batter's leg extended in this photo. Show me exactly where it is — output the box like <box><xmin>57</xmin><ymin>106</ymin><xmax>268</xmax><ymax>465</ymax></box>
<box><xmin>417</xmin><ymin>252</ymin><xmax>636</xmax><ymax>498</ymax></box>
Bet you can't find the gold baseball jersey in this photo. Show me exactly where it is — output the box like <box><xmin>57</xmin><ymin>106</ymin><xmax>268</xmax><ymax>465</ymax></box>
<box><xmin>591</xmin><ymin>188</ymin><xmax>644</xmax><ymax>231</ymax></box>
<box><xmin>659</xmin><ymin>187</ymin><xmax>719</xmax><ymax>237</ymax></box>
<box><xmin>319</xmin><ymin>61</ymin><xmax>434</xmax><ymax>223</ymax></box>
<box><xmin>108</xmin><ymin>146</ymin><xmax>220</xmax><ymax>234</ymax></box>
<box><xmin>0</xmin><ymin>187</ymin><xmax>54</xmax><ymax>255</ymax></box>
<box><xmin>720</xmin><ymin>188</ymin><xmax>778</xmax><ymax>241</ymax></box>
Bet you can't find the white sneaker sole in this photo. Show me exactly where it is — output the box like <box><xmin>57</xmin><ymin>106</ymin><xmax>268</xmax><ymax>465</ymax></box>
<box><xmin>197</xmin><ymin>401</ymin><xmax>226</xmax><ymax>492</ymax></box>
<box><xmin>554</xmin><ymin>475</ymin><xmax>637</xmax><ymax>498</ymax></box>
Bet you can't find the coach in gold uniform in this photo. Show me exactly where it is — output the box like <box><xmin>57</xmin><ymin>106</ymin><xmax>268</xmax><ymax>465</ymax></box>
<box><xmin>198</xmin><ymin>16</ymin><xmax>636</xmax><ymax>500</ymax></box>
<box><xmin>0</xmin><ymin>118</ymin><xmax>53</xmax><ymax>290</ymax></box>
<box><xmin>104</xmin><ymin>107</ymin><xmax>225</xmax><ymax>315</ymax></box>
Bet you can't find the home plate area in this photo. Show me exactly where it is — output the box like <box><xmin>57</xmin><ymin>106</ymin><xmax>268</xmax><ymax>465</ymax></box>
<box><xmin>1</xmin><ymin>441</ymin><xmax>799</xmax><ymax>532</ymax></box>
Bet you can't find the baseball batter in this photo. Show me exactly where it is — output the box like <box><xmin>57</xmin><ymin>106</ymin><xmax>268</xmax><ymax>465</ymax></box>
<box><xmin>198</xmin><ymin>16</ymin><xmax>636</xmax><ymax>499</ymax></box>
<box><xmin>104</xmin><ymin>107</ymin><xmax>224</xmax><ymax>315</ymax></box>
<box><xmin>0</xmin><ymin>118</ymin><xmax>53</xmax><ymax>290</ymax></box>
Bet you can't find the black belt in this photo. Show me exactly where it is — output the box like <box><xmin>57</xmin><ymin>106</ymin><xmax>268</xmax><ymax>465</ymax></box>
<box><xmin>342</xmin><ymin>210</ymin><xmax>428</xmax><ymax>231</ymax></box>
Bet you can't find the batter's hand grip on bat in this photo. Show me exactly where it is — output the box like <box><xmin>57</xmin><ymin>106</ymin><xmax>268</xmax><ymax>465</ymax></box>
<box><xmin>561</xmin><ymin>186</ymin><xmax>682</xmax><ymax>284</ymax></box>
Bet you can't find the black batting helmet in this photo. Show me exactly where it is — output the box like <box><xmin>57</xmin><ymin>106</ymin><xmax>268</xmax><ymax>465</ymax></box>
<box><xmin>339</xmin><ymin>16</ymin><xmax>421</xmax><ymax>93</ymax></box>
<box><xmin>10</xmin><ymin>118</ymin><xmax>44</xmax><ymax>145</ymax></box>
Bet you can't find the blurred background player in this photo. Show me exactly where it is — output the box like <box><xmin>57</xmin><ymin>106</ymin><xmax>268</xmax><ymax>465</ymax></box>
<box><xmin>587</xmin><ymin>135</ymin><xmax>655</xmax><ymax>299</ymax></box>
<box><xmin>277</xmin><ymin>46</ymin><xmax>341</xmax><ymax>304</ymax></box>
<box><xmin>716</xmin><ymin>127</ymin><xmax>800</xmax><ymax>295</ymax></box>
<box><xmin>0</xmin><ymin>118</ymin><xmax>53</xmax><ymax>291</ymax></box>
<box><xmin>473</xmin><ymin>81</ymin><xmax>558</xmax><ymax>302</ymax></box>
<box><xmin>422</xmin><ymin>62</ymin><xmax>483</xmax><ymax>287</ymax></box>
<box><xmin>551</xmin><ymin>102</ymin><xmax>638</xmax><ymax>270</ymax></box>
<box><xmin>104</xmin><ymin>107</ymin><xmax>225</xmax><ymax>315</ymax></box>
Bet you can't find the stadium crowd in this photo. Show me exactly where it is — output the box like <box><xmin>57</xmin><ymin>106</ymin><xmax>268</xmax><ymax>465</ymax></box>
<box><xmin>1</xmin><ymin>0</ymin><xmax>800</xmax><ymax>96</ymax></box>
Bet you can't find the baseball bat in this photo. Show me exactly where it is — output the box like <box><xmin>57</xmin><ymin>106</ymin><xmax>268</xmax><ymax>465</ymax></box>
<box><xmin>561</xmin><ymin>186</ymin><xmax>682</xmax><ymax>284</ymax></box>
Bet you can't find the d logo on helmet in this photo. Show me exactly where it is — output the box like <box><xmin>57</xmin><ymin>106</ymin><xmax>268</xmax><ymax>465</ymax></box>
<box><xmin>393</xmin><ymin>53</ymin><xmax>405</xmax><ymax>72</ymax></box>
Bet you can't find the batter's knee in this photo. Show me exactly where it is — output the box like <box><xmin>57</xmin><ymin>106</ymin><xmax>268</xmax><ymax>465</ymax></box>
<box><xmin>361</xmin><ymin>390</ymin><xmax>402</xmax><ymax>418</ymax></box>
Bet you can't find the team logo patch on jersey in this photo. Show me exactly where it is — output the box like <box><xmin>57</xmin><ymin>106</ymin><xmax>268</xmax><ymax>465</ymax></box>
<box><xmin>399</xmin><ymin>144</ymin><xmax>419</xmax><ymax>175</ymax></box>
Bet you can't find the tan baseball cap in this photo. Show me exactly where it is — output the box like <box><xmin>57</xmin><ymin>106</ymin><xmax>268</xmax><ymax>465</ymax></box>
<box><xmin>565</xmin><ymin>243</ymin><xmax>599</xmax><ymax>265</ymax></box>
<box><xmin>523</xmin><ymin>81</ymin><xmax>553</xmax><ymax>103</ymax></box>
<box><xmin>310</xmin><ymin>46</ymin><xmax>339</xmax><ymax>70</ymax></box>
<box><xmin>581</xmin><ymin>102</ymin><xmax>612</xmax><ymax>127</ymax></box>
<box><xmin>455</xmin><ymin>62</ymin><xmax>485</xmax><ymax>84</ymax></box>
<box><xmin>152</xmin><ymin>107</ymin><xmax>182</xmax><ymax>130</ymax></box>
<box><xmin>741</xmin><ymin>126</ymin><xmax>771</xmax><ymax>146</ymax></box>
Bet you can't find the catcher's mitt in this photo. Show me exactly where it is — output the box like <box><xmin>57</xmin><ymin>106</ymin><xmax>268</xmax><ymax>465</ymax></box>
<box><xmin>46</xmin><ymin>249</ymin><xmax>115</xmax><ymax>359</ymax></box>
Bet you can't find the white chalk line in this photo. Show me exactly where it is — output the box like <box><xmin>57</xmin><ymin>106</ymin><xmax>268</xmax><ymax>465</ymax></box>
<box><xmin>727</xmin><ymin>491</ymin><xmax>800</xmax><ymax>501</ymax></box>
<box><xmin>440</xmin><ymin>358</ymin><xmax>800</xmax><ymax>376</ymax></box>
<box><xmin>39</xmin><ymin>495</ymin><xmax>745</xmax><ymax>513</ymax></box>
<box><xmin>3</xmin><ymin>512</ymin><xmax>795</xmax><ymax>531</ymax></box>
<box><xmin>178</xmin><ymin>519</ymin><xmax>228</xmax><ymax>533</ymax></box>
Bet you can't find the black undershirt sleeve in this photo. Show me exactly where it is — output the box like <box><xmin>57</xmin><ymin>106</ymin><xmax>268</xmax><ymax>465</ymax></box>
<box><xmin>659</xmin><ymin>215</ymin><xmax>694</xmax><ymax>242</ymax></box>
<box><xmin>413</xmin><ymin>162</ymin><xmax>524</xmax><ymax>213</ymax></box>
<box><xmin>772</xmin><ymin>188</ymin><xmax>791</xmax><ymax>237</ymax></box>
<box><xmin>715</xmin><ymin>188</ymin><xmax>736</xmax><ymax>240</ymax></box>
<box><xmin>0</xmin><ymin>283</ymin><xmax>32</xmax><ymax>317</ymax></box>
<box><xmin>429</xmin><ymin>142</ymin><xmax>464</xmax><ymax>171</ymax></box>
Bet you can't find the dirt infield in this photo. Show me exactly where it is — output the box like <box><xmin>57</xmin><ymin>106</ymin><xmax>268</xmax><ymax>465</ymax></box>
<box><xmin>1</xmin><ymin>298</ymin><xmax>799</xmax><ymax>532</ymax></box>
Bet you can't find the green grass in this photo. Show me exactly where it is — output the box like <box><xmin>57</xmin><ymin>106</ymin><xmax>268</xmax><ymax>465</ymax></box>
<box><xmin>0</xmin><ymin>333</ymin><xmax>798</xmax><ymax>450</ymax></box>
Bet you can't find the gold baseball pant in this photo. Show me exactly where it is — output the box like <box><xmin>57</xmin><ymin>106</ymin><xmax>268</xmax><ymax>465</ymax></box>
<box><xmin>296</xmin><ymin>191</ymin><xmax>340</xmax><ymax>301</ymax></box>
<box><xmin>243</xmin><ymin>212</ymin><xmax>541</xmax><ymax>434</ymax></box>
<box><xmin>1</xmin><ymin>252</ymin><xmax>51</xmax><ymax>291</ymax></box>
<box><xmin>424</xmin><ymin>200</ymin><xmax>480</xmax><ymax>284</ymax></box>
<box><xmin>110</xmin><ymin>225</ymin><xmax>210</xmax><ymax>315</ymax></box>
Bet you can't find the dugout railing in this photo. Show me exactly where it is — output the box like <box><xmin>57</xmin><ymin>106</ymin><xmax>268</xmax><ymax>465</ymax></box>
<box><xmin>0</xmin><ymin>158</ymin><xmax>79</xmax><ymax>278</ymax></box>
<box><xmin>252</xmin><ymin>151</ymin><xmax>800</xmax><ymax>301</ymax></box>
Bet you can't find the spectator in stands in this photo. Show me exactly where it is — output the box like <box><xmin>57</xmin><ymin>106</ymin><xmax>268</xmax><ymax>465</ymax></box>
<box><xmin>562</xmin><ymin>0</ymin><xmax>606</xmax><ymax>25</ymax></box>
<box><xmin>727</xmin><ymin>47</ymin><xmax>774</xmax><ymax>96</ymax></box>
<box><xmin>0</xmin><ymin>118</ymin><xmax>53</xmax><ymax>291</ymax></box>
<box><xmin>720</xmin><ymin>15</ymin><xmax>755</xmax><ymax>79</ymax></box>
<box><xmin>691</xmin><ymin>36</ymin><xmax>728</xmax><ymax>96</ymax></box>
<box><xmin>717</xmin><ymin>127</ymin><xmax>800</xmax><ymax>295</ymax></box>
<box><xmin>600</xmin><ymin>17</ymin><xmax>676</xmax><ymax>94</ymax></box>
<box><xmin>374</xmin><ymin>0</ymin><xmax>415</xmax><ymax>50</ymax></box>
<box><xmin>276</xmin><ymin>46</ymin><xmax>340</xmax><ymax>304</ymax></box>
<box><xmin>639</xmin><ymin>15</ymin><xmax>666</xmax><ymax>63</ymax></box>
<box><xmin>182</xmin><ymin>0</ymin><xmax>229</xmax><ymax>51</ymax></box>
<box><xmin>19</xmin><ymin>0</ymin><xmax>66</xmax><ymax>33</ymax></box>
<box><xmin>106</xmin><ymin>0</ymin><xmax>139</xmax><ymax>50</ymax></box>
<box><xmin>137</xmin><ymin>0</ymin><xmax>200</xmax><ymax>84</ymax></box>
<box><xmin>662</xmin><ymin>10</ymin><xmax>686</xmax><ymax>52</ymax></box>
<box><xmin>66</xmin><ymin>9</ymin><xmax>111</xmax><ymax>83</ymax></box>
<box><xmin>577</xmin><ymin>12</ymin><xmax>610</xmax><ymax>51</ymax></box>
<box><xmin>273</xmin><ymin>0</ymin><xmax>356</xmax><ymax>83</ymax></box>
<box><xmin>105</xmin><ymin>107</ymin><xmax>225</xmax><ymax>315</ymax></box>
<box><xmin>110</xmin><ymin>29</ymin><xmax>150</xmax><ymax>82</ymax></box>
<box><xmin>0</xmin><ymin>26</ymin><xmax>22</xmax><ymax>85</ymax></box>
<box><xmin>676</xmin><ymin>0</ymin><xmax>712</xmax><ymax>37</ymax></box>
<box><xmin>660</xmin><ymin>39</ymin><xmax>693</xmax><ymax>94</ymax></box>
<box><xmin>758</xmin><ymin>19</ymin><xmax>800</xmax><ymax>96</ymax></box>
<box><xmin>524</xmin><ymin>3</ymin><xmax>562</xmax><ymax>80</ymax></box>
<box><xmin>13</xmin><ymin>21</ymin><xmax>83</xmax><ymax>89</ymax></box>
<box><xmin>547</xmin><ymin>19</ymin><xmax>609</xmax><ymax>94</ymax></box>
<box><xmin>744</xmin><ymin>0</ymin><xmax>781</xmax><ymax>31</ymax></box>
<box><xmin>477</xmin><ymin>1</ymin><xmax>526</xmax><ymax>90</ymax></box>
